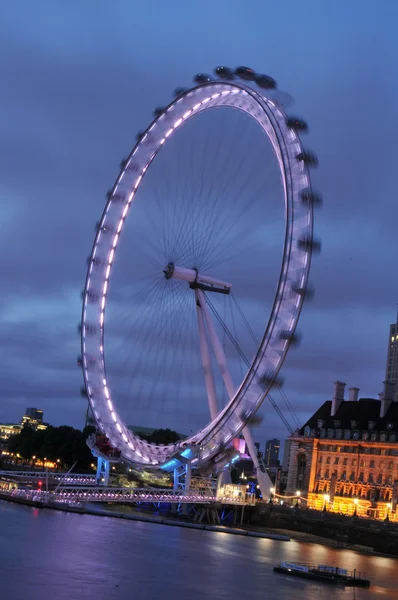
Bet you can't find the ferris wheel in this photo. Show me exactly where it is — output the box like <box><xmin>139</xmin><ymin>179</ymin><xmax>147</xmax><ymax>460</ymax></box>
<box><xmin>80</xmin><ymin>66</ymin><xmax>321</xmax><ymax>491</ymax></box>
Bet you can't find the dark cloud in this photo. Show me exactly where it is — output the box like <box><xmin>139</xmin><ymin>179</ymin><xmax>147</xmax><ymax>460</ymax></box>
<box><xmin>0</xmin><ymin>1</ymin><xmax>397</xmax><ymax>453</ymax></box>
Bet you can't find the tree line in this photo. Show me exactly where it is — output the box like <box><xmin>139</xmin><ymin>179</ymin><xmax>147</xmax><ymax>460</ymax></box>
<box><xmin>7</xmin><ymin>425</ymin><xmax>96</xmax><ymax>471</ymax></box>
<box><xmin>6</xmin><ymin>425</ymin><xmax>181</xmax><ymax>471</ymax></box>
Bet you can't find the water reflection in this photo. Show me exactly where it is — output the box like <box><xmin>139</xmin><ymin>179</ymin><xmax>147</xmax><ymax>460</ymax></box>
<box><xmin>0</xmin><ymin>502</ymin><xmax>397</xmax><ymax>600</ymax></box>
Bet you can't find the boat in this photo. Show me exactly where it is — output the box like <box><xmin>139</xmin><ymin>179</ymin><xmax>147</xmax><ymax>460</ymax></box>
<box><xmin>274</xmin><ymin>562</ymin><xmax>370</xmax><ymax>588</ymax></box>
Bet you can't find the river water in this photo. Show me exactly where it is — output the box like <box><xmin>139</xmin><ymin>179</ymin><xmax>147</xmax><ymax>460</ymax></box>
<box><xmin>1</xmin><ymin>501</ymin><xmax>397</xmax><ymax>600</ymax></box>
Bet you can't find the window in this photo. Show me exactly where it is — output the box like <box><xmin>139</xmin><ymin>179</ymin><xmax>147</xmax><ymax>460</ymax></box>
<box><xmin>318</xmin><ymin>456</ymin><xmax>323</xmax><ymax>463</ymax></box>
<box><xmin>352</xmin><ymin>459</ymin><xmax>357</xmax><ymax>466</ymax></box>
<box><xmin>334</xmin><ymin>457</ymin><xmax>339</xmax><ymax>465</ymax></box>
<box><xmin>362</xmin><ymin>432</ymin><xmax>369</xmax><ymax>441</ymax></box>
<box><xmin>333</xmin><ymin>420</ymin><xmax>341</xmax><ymax>428</ymax></box>
<box><xmin>380</xmin><ymin>433</ymin><xmax>387</xmax><ymax>441</ymax></box>
<box><xmin>360</xmin><ymin>459</ymin><xmax>365</xmax><ymax>468</ymax></box>
<box><xmin>370</xmin><ymin>460</ymin><xmax>375</xmax><ymax>468</ymax></box>
<box><xmin>344</xmin><ymin>430</ymin><xmax>351</xmax><ymax>440</ymax></box>
<box><xmin>368</xmin><ymin>473</ymin><xmax>374</xmax><ymax>483</ymax></box>
<box><xmin>317</xmin><ymin>419</ymin><xmax>324</xmax><ymax>428</ymax></box>
<box><xmin>368</xmin><ymin>421</ymin><xmax>375</xmax><ymax>430</ymax></box>
<box><xmin>351</xmin><ymin>420</ymin><xmax>358</xmax><ymax>429</ymax></box>
<box><xmin>326</xmin><ymin>456</ymin><xmax>331</xmax><ymax>464</ymax></box>
<box><xmin>343</xmin><ymin>458</ymin><xmax>348</xmax><ymax>466</ymax></box>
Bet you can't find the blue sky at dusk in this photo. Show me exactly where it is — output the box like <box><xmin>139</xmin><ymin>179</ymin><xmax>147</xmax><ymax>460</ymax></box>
<box><xmin>1</xmin><ymin>1</ymin><xmax>398</xmax><ymax>450</ymax></box>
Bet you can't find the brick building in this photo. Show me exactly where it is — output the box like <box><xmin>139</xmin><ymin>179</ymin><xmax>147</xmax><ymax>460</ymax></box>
<box><xmin>286</xmin><ymin>381</ymin><xmax>398</xmax><ymax>521</ymax></box>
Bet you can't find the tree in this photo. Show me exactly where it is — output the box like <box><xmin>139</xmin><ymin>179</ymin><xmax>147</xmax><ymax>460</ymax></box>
<box><xmin>6</xmin><ymin>424</ymin><xmax>96</xmax><ymax>471</ymax></box>
<box><xmin>138</xmin><ymin>428</ymin><xmax>181</xmax><ymax>445</ymax></box>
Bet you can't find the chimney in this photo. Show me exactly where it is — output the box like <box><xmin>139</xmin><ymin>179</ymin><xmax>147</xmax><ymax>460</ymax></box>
<box><xmin>380</xmin><ymin>380</ymin><xmax>394</xmax><ymax>418</ymax></box>
<box><xmin>348</xmin><ymin>387</ymin><xmax>359</xmax><ymax>402</ymax></box>
<box><xmin>331</xmin><ymin>380</ymin><xmax>346</xmax><ymax>416</ymax></box>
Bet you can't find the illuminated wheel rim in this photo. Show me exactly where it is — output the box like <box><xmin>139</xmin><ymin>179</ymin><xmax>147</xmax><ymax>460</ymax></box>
<box><xmin>81</xmin><ymin>78</ymin><xmax>315</xmax><ymax>467</ymax></box>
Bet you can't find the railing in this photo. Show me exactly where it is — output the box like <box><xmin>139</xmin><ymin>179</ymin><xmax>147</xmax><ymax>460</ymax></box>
<box><xmin>1</xmin><ymin>486</ymin><xmax>253</xmax><ymax>505</ymax></box>
<box><xmin>0</xmin><ymin>471</ymin><xmax>96</xmax><ymax>483</ymax></box>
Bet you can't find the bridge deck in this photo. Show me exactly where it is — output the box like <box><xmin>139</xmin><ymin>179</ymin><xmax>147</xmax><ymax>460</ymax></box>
<box><xmin>1</xmin><ymin>486</ymin><xmax>251</xmax><ymax>505</ymax></box>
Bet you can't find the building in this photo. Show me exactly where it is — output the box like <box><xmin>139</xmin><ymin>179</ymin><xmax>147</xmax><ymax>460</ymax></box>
<box><xmin>286</xmin><ymin>381</ymin><xmax>398</xmax><ymax>521</ymax></box>
<box><xmin>264</xmin><ymin>438</ymin><xmax>280</xmax><ymax>469</ymax></box>
<box><xmin>385</xmin><ymin>315</ymin><xmax>398</xmax><ymax>401</ymax></box>
<box><xmin>0</xmin><ymin>423</ymin><xmax>22</xmax><ymax>448</ymax></box>
<box><xmin>20</xmin><ymin>408</ymin><xmax>47</xmax><ymax>431</ymax></box>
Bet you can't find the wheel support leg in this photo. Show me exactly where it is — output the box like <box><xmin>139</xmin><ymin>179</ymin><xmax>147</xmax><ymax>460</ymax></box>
<box><xmin>196</xmin><ymin>289</ymin><xmax>273</xmax><ymax>498</ymax></box>
<box><xmin>96</xmin><ymin>457</ymin><xmax>110</xmax><ymax>486</ymax></box>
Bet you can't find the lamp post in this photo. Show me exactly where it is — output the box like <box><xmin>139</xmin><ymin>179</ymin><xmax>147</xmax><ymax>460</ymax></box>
<box><xmin>323</xmin><ymin>493</ymin><xmax>330</xmax><ymax>511</ymax></box>
<box><xmin>295</xmin><ymin>490</ymin><xmax>301</xmax><ymax>507</ymax></box>
<box><xmin>386</xmin><ymin>502</ymin><xmax>391</xmax><ymax>521</ymax></box>
<box><xmin>353</xmin><ymin>497</ymin><xmax>358</xmax><ymax>517</ymax></box>
<box><xmin>270</xmin><ymin>487</ymin><xmax>275</xmax><ymax>503</ymax></box>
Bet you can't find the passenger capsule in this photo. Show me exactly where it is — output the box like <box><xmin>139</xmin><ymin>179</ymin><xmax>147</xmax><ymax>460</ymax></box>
<box><xmin>214</xmin><ymin>66</ymin><xmax>234</xmax><ymax>80</ymax></box>
<box><xmin>280</xmin><ymin>330</ymin><xmax>302</xmax><ymax>346</ymax></box>
<box><xmin>286</xmin><ymin>116</ymin><xmax>308</xmax><ymax>132</ymax></box>
<box><xmin>296</xmin><ymin>150</ymin><xmax>318</xmax><ymax>166</ymax></box>
<box><xmin>235</xmin><ymin>66</ymin><xmax>256</xmax><ymax>81</ymax></box>
<box><xmin>255</xmin><ymin>74</ymin><xmax>277</xmax><ymax>89</ymax></box>
<box><xmin>300</xmin><ymin>188</ymin><xmax>322</xmax><ymax>207</ymax></box>
<box><xmin>298</xmin><ymin>236</ymin><xmax>322</xmax><ymax>253</ymax></box>
<box><xmin>173</xmin><ymin>87</ymin><xmax>187</xmax><ymax>97</ymax></box>
<box><xmin>194</xmin><ymin>73</ymin><xmax>211</xmax><ymax>84</ymax></box>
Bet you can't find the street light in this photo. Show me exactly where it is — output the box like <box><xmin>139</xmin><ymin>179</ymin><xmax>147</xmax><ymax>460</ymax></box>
<box><xmin>386</xmin><ymin>502</ymin><xmax>392</xmax><ymax>521</ymax></box>
<box><xmin>323</xmin><ymin>493</ymin><xmax>330</xmax><ymax>511</ymax></box>
<box><xmin>296</xmin><ymin>490</ymin><xmax>301</xmax><ymax>497</ymax></box>
<box><xmin>269</xmin><ymin>487</ymin><xmax>275</xmax><ymax>504</ymax></box>
<box><xmin>353</xmin><ymin>497</ymin><xmax>358</xmax><ymax>516</ymax></box>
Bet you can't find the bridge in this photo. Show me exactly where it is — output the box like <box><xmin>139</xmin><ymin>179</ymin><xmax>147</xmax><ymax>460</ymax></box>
<box><xmin>0</xmin><ymin>471</ymin><xmax>97</xmax><ymax>485</ymax></box>
<box><xmin>2</xmin><ymin>485</ymin><xmax>254</xmax><ymax>506</ymax></box>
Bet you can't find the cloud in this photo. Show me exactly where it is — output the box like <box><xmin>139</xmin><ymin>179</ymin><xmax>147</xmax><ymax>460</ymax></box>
<box><xmin>0</xmin><ymin>0</ymin><xmax>397</xmax><ymax>454</ymax></box>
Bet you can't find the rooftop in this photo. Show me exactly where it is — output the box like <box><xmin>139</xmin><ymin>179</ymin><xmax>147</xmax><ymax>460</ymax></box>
<box><xmin>301</xmin><ymin>398</ymin><xmax>398</xmax><ymax>434</ymax></box>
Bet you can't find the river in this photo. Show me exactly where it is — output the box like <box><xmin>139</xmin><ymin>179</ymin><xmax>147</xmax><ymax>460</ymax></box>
<box><xmin>1</xmin><ymin>501</ymin><xmax>397</xmax><ymax>599</ymax></box>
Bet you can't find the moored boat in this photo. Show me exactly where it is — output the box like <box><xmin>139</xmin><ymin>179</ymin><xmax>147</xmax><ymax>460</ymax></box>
<box><xmin>274</xmin><ymin>562</ymin><xmax>370</xmax><ymax>588</ymax></box>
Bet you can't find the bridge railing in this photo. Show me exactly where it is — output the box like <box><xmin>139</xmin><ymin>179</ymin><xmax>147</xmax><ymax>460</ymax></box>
<box><xmin>1</xmin><ymin>485</ymin><xmax>252</xmax><ymax>505</ymax></box>
<box><xmin>0</xmin><ymin>471</ymin><xmax>96</xmax><ymax>483</ymax></box>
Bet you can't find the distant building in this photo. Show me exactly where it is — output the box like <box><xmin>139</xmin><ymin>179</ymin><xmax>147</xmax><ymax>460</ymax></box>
<box><xmin>264</xmin><ymin>438</ymin><xmax>280</xmax><ymax>469</ymax></box>
<box><xmin>286</xmin><ymin>380</ymin><xmax>398</xmax><ymax>521</ymax></box>
<box><xmin>385</xmin><ymin>314</ymin><xmax>398</xmax><ymax>401</ymax></box>
<box><xmin>21</xmin><ymin>408</ymin><xmax>47</xmax><ymax>431</ymax></box>
<box><xmin>0</xmin><ymin>423</ymin><xmax>22</xmax><ymax>442</ymax></box>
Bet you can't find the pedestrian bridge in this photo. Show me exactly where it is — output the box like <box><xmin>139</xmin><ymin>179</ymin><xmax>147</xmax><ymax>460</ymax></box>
<box><xmin>0</xmin><ymin>471</ymin><xmax>96</xmax><ymax>484</ymax></box>
<box><xmin>3</xmin><ymin>485</ymin><xmax>255</xmax><ymax>506</ymax></box>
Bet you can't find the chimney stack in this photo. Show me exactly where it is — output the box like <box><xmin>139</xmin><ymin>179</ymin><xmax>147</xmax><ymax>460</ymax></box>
<box><xmin>380</xmin><ymin>380</ymin><xmax>394</xmax><ymax>418</ymax></box>
<box><xmin>348</xmin><ymin>387</ymin><xmax>359</xmax><ymax>402</ymax></box>
<box><xmin>331</xmin><ymin>380</ymin><xmax>346</xmax><ymax>416</ymax></box>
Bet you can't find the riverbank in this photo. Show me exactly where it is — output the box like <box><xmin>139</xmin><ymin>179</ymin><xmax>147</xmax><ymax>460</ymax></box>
<box><xmin>0</xmin><ymin>492</ymin><xmax>288</xmax><ymax>541</ymax></box>
<box><xmin>1</xmin><ymin>492</ymin><xmax>396</xmax><ymax>558</ymax></box>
